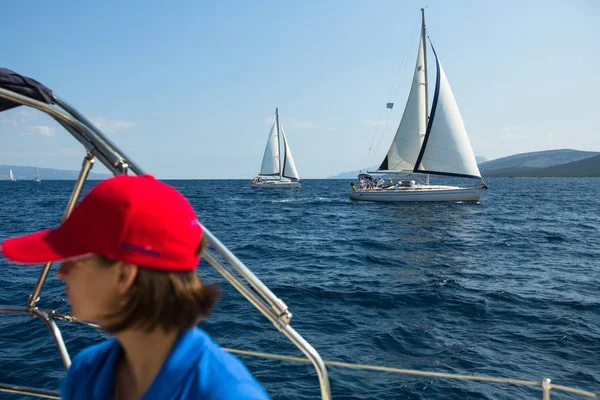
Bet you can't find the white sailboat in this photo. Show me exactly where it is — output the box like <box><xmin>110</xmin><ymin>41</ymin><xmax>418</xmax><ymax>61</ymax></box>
<box><xmin>251</xmin><ymin>108</ymin><xmax>301</xmax><ymax>189</ymax></box>
<box><xmin>350</xmin><ymin>9</ymin><xmax>488</xmax><ymax>202</ymax></box>
<box><xmin>9</xmin><ymin>168</ymin><xmax>16</xmax><ymax>182</ymax></box>
<box><xmin>33</xmin><ymin>165</ymin><xmax>41</xmax><ymax>183</ymax></box>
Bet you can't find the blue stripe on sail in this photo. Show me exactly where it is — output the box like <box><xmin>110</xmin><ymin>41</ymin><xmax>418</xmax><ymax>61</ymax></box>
<box><xmin>378</xmin><ymin>156</ymin><xmax>389</xmax><ymax>171</ymax></box>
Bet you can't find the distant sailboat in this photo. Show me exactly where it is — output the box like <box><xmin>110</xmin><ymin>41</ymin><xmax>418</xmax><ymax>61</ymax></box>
<box><xmin>251</xmin><ymin>108</ymin><xmax>301</xmax><ymax>189</ymax></box>
<box><xmin>33</xmin><ymin>165</ymin><xmax>41</xmax><ymax>183</ymax></box>
<box><xmin>350</xmin><ymin>9</ymin><xmax>488</xmax><ymax>202</ymax></box>
<box><xmin>9</xmin><ymin>168</ymin><xmax>16</xmax><ymax>182</ymax></box>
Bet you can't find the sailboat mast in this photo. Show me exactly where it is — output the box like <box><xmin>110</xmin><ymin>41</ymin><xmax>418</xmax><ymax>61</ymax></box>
<box><xmin>420</xmin><ymin>8</ymin><xmax>430</xmax><ymax>185</ymax></box>
<box><xmin>421</xmin><ymin>8</ymin><xmax>428</xmax><ymax>115</ymax></box>
<box><xmin>275</xmin><ymin>107</ymin><xmax>282</xmax><ymax>179</ymax></box>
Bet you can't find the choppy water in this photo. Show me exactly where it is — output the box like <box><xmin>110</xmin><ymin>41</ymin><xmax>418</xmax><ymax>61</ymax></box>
<box><xmin>0</xmin><ymin>178</ymin><xmax>598</xmax><ymax>399</ymax></box>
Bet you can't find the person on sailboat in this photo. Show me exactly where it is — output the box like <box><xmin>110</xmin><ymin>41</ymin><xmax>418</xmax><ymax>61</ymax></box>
<box><xmin>1</xmin><ymin>175</ymin><xmax>270</xmax><ymax>400</ymax></box>
<box><xmin>382</xmin><ymin>178</ymin><xmax>394</xmax><ymax>189</ymax></box>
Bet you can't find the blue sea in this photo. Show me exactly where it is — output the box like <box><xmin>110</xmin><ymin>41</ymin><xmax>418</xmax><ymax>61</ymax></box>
<box><xmin>0</xmin><ymin>178</ymin><xmax>598</xmax><ymax>399</ymax></box>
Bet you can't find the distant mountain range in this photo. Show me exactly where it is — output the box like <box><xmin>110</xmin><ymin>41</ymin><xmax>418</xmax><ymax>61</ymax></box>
<box><xmin>0</xmin><ymin>165</ymin><xmax>111</xmax><ymax>180</ymax></box>
<box><xmin>329</xmin><ymin>149</ymin><xmax>600</xmax><ymax>179</ymax></box>
<box><xmin>478</xmin><ymin>149</ymin><xmax>600</xmax><ymax>177</ymax></box>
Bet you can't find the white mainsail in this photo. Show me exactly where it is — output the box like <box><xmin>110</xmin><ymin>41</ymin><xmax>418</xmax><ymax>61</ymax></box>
<box><xmin>259</xmin><ymin>118</ymin><xmax>280</xmax><ymax>176</ymax></box>
<box><xmin>415</xmin><ymin>50</ymin><xmax>481</xmax><ymax>179</ymax></box>
<box><xmin>379</xmin><ymin>32</ymin><xmax>428</xmax><ymax>172</ymax></box>
<box><xmin>9</xmin><ymin>169</ymin><xmax>16</xmax><ymax>182</ymax></box>
<box><xmin>280</xmin><ymin>125</ymin><xmax>300</xmax><ymax>180</ymax></box>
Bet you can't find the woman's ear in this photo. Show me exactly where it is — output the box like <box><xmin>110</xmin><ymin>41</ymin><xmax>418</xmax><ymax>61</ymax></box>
<box><xmin>116</xmin><ymin>262</ymin><xmax>138</xmax><ymax>294</ymax></box>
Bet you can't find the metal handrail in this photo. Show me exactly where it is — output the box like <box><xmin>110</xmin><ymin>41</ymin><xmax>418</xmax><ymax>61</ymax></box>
<box><xmin>0</xmin><ymin>383</ymin><xmax>60</xmax><ymax>399</ymax></box>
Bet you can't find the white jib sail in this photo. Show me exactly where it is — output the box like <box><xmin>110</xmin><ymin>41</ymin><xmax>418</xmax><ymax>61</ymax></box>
<box><xmin>380</xmin><ymin>32</ymin><xmax>427</xmax><ymax>171</ymax></box>
<box><xmin>280</xmin><ymin>124</ymin><xmax>300</xmax><ymax>180</ymax></box>
<box><xmin>419</xmin><ymin>56</ymin><xmax>481</xmax><ymax>178</ymax></box>
<box><xmin>259</xmin><ymin>117</ymin><xmax>280</xmax><ymax>176</ymax></box>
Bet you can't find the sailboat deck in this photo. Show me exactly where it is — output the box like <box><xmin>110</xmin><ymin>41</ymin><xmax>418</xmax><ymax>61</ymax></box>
<box><xmin>350</xmin><ymin>184</ymin><xmax>486</xmax><ymax>202</ymax></box>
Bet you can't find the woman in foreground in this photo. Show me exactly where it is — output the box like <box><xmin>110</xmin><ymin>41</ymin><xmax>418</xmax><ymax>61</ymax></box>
<box><xmin>2</xmin><ymin>174</ymin><xmax>270</xmax><ymax>400</ymax></box>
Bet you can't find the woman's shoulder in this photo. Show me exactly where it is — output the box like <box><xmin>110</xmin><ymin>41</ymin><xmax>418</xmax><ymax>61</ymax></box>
<box><xmin>60</xmin><ymin>339</ymin><xmax>120</xmax><ymax>399</ymax></box>
<box><xmin>71</xmin><ymin>339</ymin><xmax>117</xmax><ymax>367</ymax></box>
<box><xmin>182</xmin><ymin>328</ymin><xmax>271</xmax><ymax>399</ymax></box>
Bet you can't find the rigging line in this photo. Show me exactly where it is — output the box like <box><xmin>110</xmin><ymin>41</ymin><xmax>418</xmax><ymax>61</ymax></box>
<box><xmin>363</xmin><ymin>116</ymin><xmax>383</xmax><ymax>169</ymax></box>
<box><xmin>387</xmin><ymin>20</ymin><xmax>420</xmax><ymax>105</ymax></box>
<box><xmin>392</xmin><ymin>21</ymin><xmax>420</xmax><ymax>108</ymax></box>
<box><xmin>367</xmin><ymin>21</ymin><xmax>419</xmax><ymax>168</ymax></box>
<box><xmin>369</xmin><ymin>109</ymin><xmax>394</xmax><ymax>168</ymax></box>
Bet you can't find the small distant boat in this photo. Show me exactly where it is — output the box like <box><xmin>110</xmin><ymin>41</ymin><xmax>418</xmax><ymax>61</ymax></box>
<box><xmin>350</xmin><ymin>9</ymin><xmax>487</xmax><ymax>202</ymax></box>
<box><xmin>9</xmin><ymin>168</ymin><xmax>16</xmax><ymax>182</ymax></box>
<box><xmin>251</xmin><ymin>108</ymin><xmax>301</xmax><ymax>189</ymax></box>
<box><xmin>33</xmin><ymin>165</ymin><xmax>41</xmax><ymax>183</ymax></box>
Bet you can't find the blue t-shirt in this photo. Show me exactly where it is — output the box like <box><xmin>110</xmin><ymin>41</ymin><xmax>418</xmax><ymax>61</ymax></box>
<box><xmin>60</xmin><ymin>327</ymin><xmax>270</xmax><ymax>399</ymax></box>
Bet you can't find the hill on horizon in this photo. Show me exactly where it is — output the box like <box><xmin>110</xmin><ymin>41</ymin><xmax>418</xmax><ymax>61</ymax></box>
<box><xmin>482</xmin><ymin>153</ymin><xmax>600</xmax><ymax>177</ymax></box>
<box><xmin>478</xmin><ymin>149</ymin><xmax>598</xmax><ymax>171</ymax></box>
<box><xmin>0</xmin><ymin>165</ymin><xmax>111</xmax><ymax>180</ymax></box>
<box><xmin>479</xmin><ymin>149</ymin><xmax>599</xmax><ymax>177</ymax></box>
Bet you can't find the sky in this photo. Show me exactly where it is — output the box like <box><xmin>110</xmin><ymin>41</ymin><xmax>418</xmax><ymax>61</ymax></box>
<box><xmin>0</xmin><ymin>0</ymin><xmax>598</xmax><ymax>179</ymax></box>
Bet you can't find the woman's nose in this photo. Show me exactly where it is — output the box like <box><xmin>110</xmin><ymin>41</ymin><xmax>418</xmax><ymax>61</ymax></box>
<box><xmin>56</xmin><ymin>262</ymin><xmax>72</xmax><ymax>281</ymax></box>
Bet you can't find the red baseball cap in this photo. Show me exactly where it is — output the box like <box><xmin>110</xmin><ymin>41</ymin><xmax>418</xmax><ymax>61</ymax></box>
<box><xmin>1</xmin><ymin>174</ymin><xmax>203</xmax><ymax>271</ymax></box>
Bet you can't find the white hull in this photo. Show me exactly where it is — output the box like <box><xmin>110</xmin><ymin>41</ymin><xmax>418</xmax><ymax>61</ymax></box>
<box><xmin>350</xmin><ymin>184</ymin><xmax>485</xmax><ymax>202</ymax></box>
<box><xmin>251</xmin><ymin>180</ymin><xmax>301</xmax><ymax>189</ymax></box>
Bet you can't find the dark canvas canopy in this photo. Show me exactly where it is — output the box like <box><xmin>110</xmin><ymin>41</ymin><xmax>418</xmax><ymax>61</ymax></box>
<box><xmin>0</xmin><ymin>68</ymin><xmax>54</xmax><ymax>112</ymax></box>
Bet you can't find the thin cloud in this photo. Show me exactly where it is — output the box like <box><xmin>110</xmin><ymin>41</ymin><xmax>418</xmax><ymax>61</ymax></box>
<box><xmin>33</xmin><ymin>125</ymin><xmax>53</xmax><ymax>136</ymax></box>
<box><xmin>20</xmin><ymin>125</ymin><xmax>54</xmax><ymax>136</ymax></box>
<box><xmin>0</xmin><ymin>117</ymin><xmax>18</xmax><ymax>127</ymax></box>
<box><xmin>2</xmin><ymin>110</ymin><xmax>56</xmax><ymax>132</ymax></box>
<box><xmin>91</xmin><ymin>117</ymin><xmax>137</xmax><ymax>133</ymax></box>
<box><xmin>1</xmin><ymin>111</ymin><xmax>33</xmax><ymax>127</ymax></box>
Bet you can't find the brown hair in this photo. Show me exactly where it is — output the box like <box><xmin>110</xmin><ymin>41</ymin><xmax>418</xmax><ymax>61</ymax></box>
<box><xmin>100</xmin><ymin>235</ymin><xmax>220</xmax><ymax>334</ymax></box>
